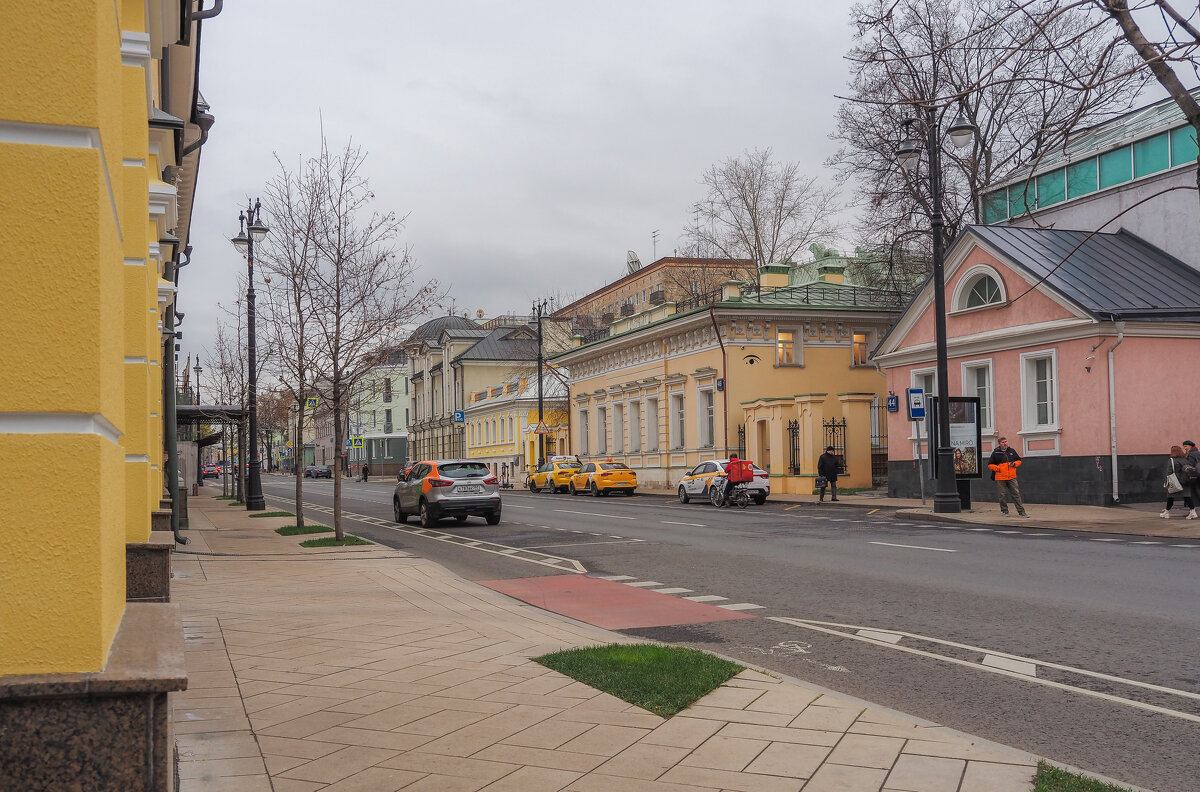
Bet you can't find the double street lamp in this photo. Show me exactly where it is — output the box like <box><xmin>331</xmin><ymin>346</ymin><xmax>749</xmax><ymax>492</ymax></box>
<box><xmin>896</xmin><ymin>103</ymin><xmax>976</xmax><ymax>514</ymax></box>
<box><xmin>231</xmin><ymin>199</ymin><xmax>269</xmax><ymax>511</ymax></box>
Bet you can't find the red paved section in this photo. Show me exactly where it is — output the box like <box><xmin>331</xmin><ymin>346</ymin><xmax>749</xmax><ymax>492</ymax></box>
<box><xmin>479</xmin><ymin>575</ymin><xmax>756</xmax><ymax>630</ymax></box>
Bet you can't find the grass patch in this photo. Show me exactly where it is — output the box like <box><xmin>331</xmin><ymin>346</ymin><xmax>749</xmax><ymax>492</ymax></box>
<box><xmin>534</xmin><ymin>643</ymin><xmax>743</xmax><ymax>717</ymax></box>
<box><xmin>274</xmin><ymin>524</ymin><xmax>332</xmax><ymax>536</ymax></box>
<box><xmin>226</xmin><ymin>501</ymin><xmax>245</xmax><ymax>506</ymax></box>
<box><xmin>1034</xmin><ymin>762</ymin><xmax>1135</xmax><ymax>792</ymax></box>
<box><xmin>249</xmin><ymin>511</ymin><xmax>294</xmax><ymax>518</ymax></box>
<box><xmin>214</xmin><ymin>495</ymin><xmax>237</xmax><ymax>500</ymax></box>
<box><xmin>299</xmin><ymin>535</ymin><xmax>372</xmax><ymax>547</ymax></box>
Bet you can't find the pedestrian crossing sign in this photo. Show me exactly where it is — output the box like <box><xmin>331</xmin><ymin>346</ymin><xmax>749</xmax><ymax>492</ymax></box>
<box><xmin>351</xmin><ymin>436</ymin><xmax>364</xmax><ymax>448</ymax></box>
<box><xmin>305</xmin><ymin>397</ymin><xmax>319</xmax><ymax>410</ymax></box>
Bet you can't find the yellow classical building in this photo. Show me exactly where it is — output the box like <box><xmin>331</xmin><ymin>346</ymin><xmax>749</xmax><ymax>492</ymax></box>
<box><xmin>465</xmin><ymin>375</ymin><xmax>569</xmax><ymax>481</ymax></box>
<box><xmin>1</xmin><ymin>1</ymin><xmax>216</xmax><ymax>787</ymax></box>
<box><xmin>553</xmin><ymin>265</ymin><xmax>904</xmax><ymax>494</ymax></box>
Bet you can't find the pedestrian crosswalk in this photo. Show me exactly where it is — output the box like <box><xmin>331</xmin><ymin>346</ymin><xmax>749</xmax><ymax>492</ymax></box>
<box><xmin>591</xmin><ymin>574</ymin><xmax>765</xmax><ymax>613</ymax></box>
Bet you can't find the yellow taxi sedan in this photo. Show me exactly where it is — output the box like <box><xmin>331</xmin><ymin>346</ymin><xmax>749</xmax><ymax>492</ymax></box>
<box><xmin>569</xmin><ymin>460</ymin><xmax>637</xmax><ymax>496</ymax></box>
<box><xmin>528</xmin><ymin>457</ymin><xmax>582</xmax><ymax>494</ymax></box>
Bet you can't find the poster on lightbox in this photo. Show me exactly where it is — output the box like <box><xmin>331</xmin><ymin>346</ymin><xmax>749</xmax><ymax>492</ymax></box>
<box><xmin>928</xmin><ymin>396</ymin><xmax>983</xmax><ymax>480</ymax></box>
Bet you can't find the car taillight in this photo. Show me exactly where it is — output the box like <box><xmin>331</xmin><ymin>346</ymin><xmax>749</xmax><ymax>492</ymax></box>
<box><xmin>482</xmin><ymin>476</ymin><xmax>497</xmax><ymax>485</ymax></box>
<box><xmin>429</xmin><ymin>478</ymin><xmax>455</xmax><ymax>487</ymax></box>
<box><xmin>600</xmin><ymin>472</ymin><xmax>613</xmax><ymax>477</ymax></box>
<box><xmin>755</xmin><ymin>472</ymin><xmax>767</xmax><ymax>478</ymax></box>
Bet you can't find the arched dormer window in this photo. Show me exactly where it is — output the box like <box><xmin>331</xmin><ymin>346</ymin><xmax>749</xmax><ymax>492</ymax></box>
<box><xmin>952</xmin><ymin>265</ymin><xmax>1007</xmax><ymax>312</ymax></box>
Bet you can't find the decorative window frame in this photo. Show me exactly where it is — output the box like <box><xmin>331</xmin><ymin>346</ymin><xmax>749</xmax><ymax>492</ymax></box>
<box><xmin>851</xmin><ymin>328</ymin><xmax>873</xmax><ymax>367</ymax></box>
<box><xmin>907</xmin><ymin>367</ymin><xmax>937</xmax><ymax>447</ymax></box>
<box><xmin>774</xmin><ymin>326</ymin><xmax>803</xmax><ymax>367</ymax></box>
<box><xmin>1018</xmin><ymin>348</ymin><xmax>1061</xmax><ymax>456</ymax></box>
<box><xmin>596</xmin><ymin>405</ymin><xmax>608</xmax><ymax>455</ymax></box>
<box><xmin>578</xmin><ymin>408</ymin><xmax>590</xmax><ymax>456</ymax></box>
<box><xmin>950</xmin><ymin>264</ymin><xmax>1008</xmax><ymax>314</ymax></box>
<box><xmin>668</xmin><ymin>390</ymin><xmax>686</xmax><ymax>450</ymax></box>
<box><xmin>628</xmin><ymin>399</ymin><xmax>642</xmax><ymax>453</ymax></box>
<box><xmin>696</xmin><ymin>384</ymin><xmax>716</xmax><ymax>449</ymax></box>
<box><xmin>960</xmin><ymin>358</ymin><xmax>995</xmax><ymax>437</ymax></box>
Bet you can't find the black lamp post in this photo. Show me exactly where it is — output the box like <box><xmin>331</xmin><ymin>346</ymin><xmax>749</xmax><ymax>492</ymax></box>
<box><xmin>193</xmin><ymin>360</ymin><xmax>202</xmax><ymax>405</ymax></box>
<box><xmin>231</xmin><ymin>199</ymin><xmax>269</xmax><ymax>511</ymax></box>
<box><xmin>896</xmin><ymin>103</ymin><xmax>976</xmax><ymax>514</ymax></box>
<box><xmin>194</xmin><ymin>360</ymin><xmax>203</xmax><ymax>487</ymax></box>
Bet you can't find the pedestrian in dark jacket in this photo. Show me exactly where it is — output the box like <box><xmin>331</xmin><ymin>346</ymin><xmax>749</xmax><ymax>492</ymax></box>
<box><xmin>817</xmin><ymin>446</ymin><xmax>840</xmax><ymax>502</ymax></box>
<box><xmin>1161</xmin><ymin>445</ymin><xmax>1195</xmax><ymax>519</ymax></box>
<box><xmin>1181</xmin><ymin>440</ymin><xmax>1200</xmax><ymax>519</ymax></box>
<box><xmin>987</xmin><ymin>436</ymin><xmax>1028</xmax><ymax>517</ymax></box>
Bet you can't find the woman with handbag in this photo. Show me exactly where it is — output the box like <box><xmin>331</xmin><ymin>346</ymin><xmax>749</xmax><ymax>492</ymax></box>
<box><xmin>1161</xmin><ymin>445</ymin><xmax>1195</xmax><ymax>519</ymax></box>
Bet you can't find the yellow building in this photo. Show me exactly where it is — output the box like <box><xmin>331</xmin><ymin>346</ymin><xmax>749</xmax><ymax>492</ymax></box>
<box><xmin>1</xmin><ymin>1</ymin><xmax>215</xmax><ymax>787</ymax></box>
<box><xmin>553</xmin><ymin>265</ymin><xmax>903</xmax><ymax>493</ymax></box>
<box><xmin>465</xmin><ymin>375</ymin><xmax>569</xmax><ymax>481</ymax></box>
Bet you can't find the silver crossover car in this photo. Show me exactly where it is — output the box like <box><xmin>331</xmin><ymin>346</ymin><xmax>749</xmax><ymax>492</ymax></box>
<box><xmin>393</xmin><ymin>459</ymin><xmax>502</xmax><ymax>528</ymax></box>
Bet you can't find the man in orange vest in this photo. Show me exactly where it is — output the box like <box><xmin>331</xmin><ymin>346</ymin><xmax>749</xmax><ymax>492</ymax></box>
<box><xmin>987</xmin><ymin>436</ymin><xmax>1028</xmax><ymax>517</ymax></box>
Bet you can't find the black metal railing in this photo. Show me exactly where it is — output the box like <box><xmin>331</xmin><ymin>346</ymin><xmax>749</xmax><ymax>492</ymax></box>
<box><xmin>787</xmin><ymin>420</ymin><xmax>800</xmax><ymax>474</ymax></box>
<box><xmin>871</xmin><ymin>403</ymin><xmax>889</xmax><ymax>483</ymax></box>
<box><xmin>823</xmin><ymin>418</ymin><xmax>848</xmax><ymax>474</ymax></box>
<box><xmin>675</xmin><ymin>287</ymin><xmax>726</xmax><ymax>313</ymax></box>
<box><xmin>580</xmin><ymin>327</ymin><xmax>610</xmax><ymax>344</ymax></box>
<box><xmin>759</xmin><ymin>283</ymin><xmax>905</xmax><ymax>309</ymax></box>
<box><xmin>736</xmin><ymin>424</ymin><xmax>746</xmax><ymax>459</ymax></box>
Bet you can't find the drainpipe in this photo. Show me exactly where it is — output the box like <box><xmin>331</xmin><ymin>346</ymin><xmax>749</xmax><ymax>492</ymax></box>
<box><xmin>190</xmin><ymin>0</ymin><xmax>224</xmax><ymax>21</ymax></box>
<box><xmin>162</xmin><ymin>247</ymin><xmax>187</xmax><ymax>545</ymax></box>
<box><xmin>709</xmin><ymin>305</ymin><xmax>729</xmax><ymax>458</ymax></box>
<box><xmin>1106</xmin><ymin>321</ymin><xmax>1125</xmax><ymax>505</ymax></box>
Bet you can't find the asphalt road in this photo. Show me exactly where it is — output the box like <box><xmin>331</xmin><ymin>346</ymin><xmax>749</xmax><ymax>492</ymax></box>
<box><xmin>259</xmin><ymin>476</ymin><xmax>1200</xmax><ymax>791</ymax></box>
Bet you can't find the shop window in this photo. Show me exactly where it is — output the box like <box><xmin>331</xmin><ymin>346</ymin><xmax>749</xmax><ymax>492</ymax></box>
<box><xmin>1170</xmin><ymin>125</ymin><xmax>1199</xmax><ymax>166</ymax></box>
<box><xmin>1035</xmin><ymin>169</ymin><xmax>1065</xmax><ymax>207</ymax></box>
<box><xmin>1066</xmin><ymin>158</ymin><xmax>1097</xmax><ymax>199</ymax></box>
<box><xmin>1098</xmin><ymin>147</ymin><xmax>1132</xmax><ymax>189</ymax></box>
<box><xmin>1133</xmin><ymin>132</ymin><xmax>1170</xmax><ymax>178</ymax></box>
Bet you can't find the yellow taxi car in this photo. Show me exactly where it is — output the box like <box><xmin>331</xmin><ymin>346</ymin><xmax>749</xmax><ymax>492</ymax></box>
<box><xmin>569</xmin><ymin>460</ymin><xmax>637</xmax><ymax>496</ymax></box>
<box><xmin>677</xmin><ymin>459</ymin><xmax>769</xmax><ymax>505</ymax></box>
<box><xmin>527</xmin><ymin>456</ymin><xmax>582</xmax><ymax>494</ymax></box>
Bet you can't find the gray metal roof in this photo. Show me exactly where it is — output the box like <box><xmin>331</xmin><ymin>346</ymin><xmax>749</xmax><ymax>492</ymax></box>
<box><xmin>456</xmin><ymin>325</ymin><xmax>539</xmax><ymax>361</ymax></box>
<box><xmin>968</xmin><ymin>225</ymin><xmax>1200</xmax><ymax>319</ymax></box>
<box><xmin>407</xmin><ymin>315</ymin><xmax>478</xmax><ymax>345</ymax></box>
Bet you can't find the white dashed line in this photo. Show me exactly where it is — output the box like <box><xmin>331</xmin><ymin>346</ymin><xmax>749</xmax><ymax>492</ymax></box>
<box><xmin>869</xmin><ymin>541</ymin><xmax>956</xmax><ymax>553</ymax></box>
<box><xmin>593</xmin><ymin>575</ymin><xmax>635</xmax><ymax>581</ymax></box>
<box><xmin>662</xmin><ymin>520</ymin><xmax>705</xmax><ymax>527</ymax></box>
<box><xmin>719</xmin><ymin>603</ymin><xmax>765</xmax><ymax>611</ymax></box>
<box><xmin>1130</xmin><ymin>541</ymin><xmax>1163</xmax><ymax>545</ymax></box>
<box><xmin>624</xmin><ymin>581</ymin><xmax>665</xmax><ymax>587</ymax></box>
<box><xmin>1169</xmin><ymin>544</ymin><xmax>1200</xmax><ymax>548</ymax></box>
<box><xmin>554</xmin><ymin>509</ymin><xmax>636</xmax><ymax>520</ymax></box>
<box><xmin>684</xmin><ymin>595</ymin><xmax>728</xmax><ymax>602</ymax></box>
<box><xmin>651</xmin><ymin>587</ymin><xmax>693</xmax><ymax>594</ymax></box>
<box><xmin>1089</xmin><ymin>538</ymin><xmax>1122</xmax><ymax>542</ymax></box>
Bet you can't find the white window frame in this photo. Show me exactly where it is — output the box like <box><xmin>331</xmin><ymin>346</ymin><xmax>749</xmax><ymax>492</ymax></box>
<box><xmin>645</xmin><ymin>397</ymin><xmax>659</xmax><ymax>452</ymax></box>
<box><xmin>909</xmin><ymin>367</ymin><xmax>937</xmax><ymax>446</ymax></box>
<box><xmin>596</xmin><ymin>406</ymin><xmax>608</xmax><ymax>454</ymax></box>
<box><xmin>697</xmin><ymin>387</ymin><xmax>715</xmax><ymax>448</ymax></box>
<box><xmin>775</xmin><ymin>327</ymin><xmax>802</xmax><ymax>367</ymax></box>
<box><xmin>613</xmin><ymin>403</ymin><xmax>625</xmax><ymax>454</ymax></box>
<box><xmin>960</xmin><ymin>358</ymin><xmax>994</xmax><ymax>435</ymax></box>
<box><xmin>578</xmin><ymin>408</ymin><xmax>589</xmax><ymax>455</ymax></box>
<box><xmin>951</xmin><ymin>264</ymin><xmax>1008</xmax><ymax>313</ymax></box>
<box><xmin>669</xmin><ymin>392</ymin><xmax>685</xmax><ymax>450</ymax></box>
<box><xmin>851</xmin><ymin>329</ymin><xmax>872</xmax><ymax>367</ymax></box>
<box><xmin>629</xmin><ymin>400</ymin><xmax>642</xmax><ymax>452</ymax></box>
<box><xmin>1019</xmin><ymin>349</ymin><xmax>1060</xmax><ymax>455</ymax></box>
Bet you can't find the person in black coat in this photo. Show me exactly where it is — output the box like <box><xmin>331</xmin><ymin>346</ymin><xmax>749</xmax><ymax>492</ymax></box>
<box><xmin>817</xmin><ymin>446</ymin><xmax>840</xmax><ymax>502</ymax></box>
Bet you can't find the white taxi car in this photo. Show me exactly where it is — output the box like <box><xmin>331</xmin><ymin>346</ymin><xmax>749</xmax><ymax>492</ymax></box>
<box><xmin>677</xmin><ymin>459</ymin><xmax>769</xmax><ymax>505</ymax></box>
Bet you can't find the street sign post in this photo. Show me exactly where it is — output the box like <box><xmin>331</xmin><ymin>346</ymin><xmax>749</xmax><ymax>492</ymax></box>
<box><xmin>305</xmin><ymin>397</ymin><xmax>319</xmax><ymax>410</ymax></box>
<box><xmin>886</xmin><ymin>394</ymin><xmax>899</xmax><ymax>413</ymax></box>
<box><xmin>452</xmin><ymin>410</ymin><xmax>465</xmax><ymax>424</ymax></box>
<box><xmin>905</xmin><ymin>388</ymin><xmax>926</xmax><ymax>420</ymax></box>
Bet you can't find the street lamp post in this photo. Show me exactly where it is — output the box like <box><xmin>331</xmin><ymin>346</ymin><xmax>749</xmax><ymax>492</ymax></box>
<box><xmin>231</xmin><ymin>199</ymin><xmax>269</xmax><ymax>511</ymax></box>
<box><xmin>194</xmin><ymin>360</ymin><xmax>203</xmax><ymax>488</ymax></box>
<box><xmin>896</xmin><ymin>103</ymin><xmax>976</xmax><ymax>514</ymax></box>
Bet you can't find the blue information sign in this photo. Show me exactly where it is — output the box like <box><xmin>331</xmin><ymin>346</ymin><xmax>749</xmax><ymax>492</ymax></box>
<box><xmin>886</xmin><ymin>395</ymin><xmax>899</xmax><ymax>413</ymax></box>
<box><xmin>905</xmin><ymin>388</ymin><xmax>926</xmax><ymax>420</ymax></box>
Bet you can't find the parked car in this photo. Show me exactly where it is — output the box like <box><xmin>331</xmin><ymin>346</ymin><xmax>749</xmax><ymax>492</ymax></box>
<box><xmin>528</xmin><ymin>456</ymin><xmax>582</xmax><ymax>493</ymax></box>
<box><xmin>569</xmin><ymin>460</ymin><xmax>637</xmax><ymax>496</ymax></box>
<box><xmin>308</xmin><ymin>465</ymin><xmax>332</xmax><ymax>479</ymax></box>
<box><xmin>677</xmin><ymin>459</ymin><xmax>769</xmax><ymax>505</ymax></box>
<box><xmin>393</xmin><ymin>459</ymin><xmax>501</xmax><ymax>527</ymax></box>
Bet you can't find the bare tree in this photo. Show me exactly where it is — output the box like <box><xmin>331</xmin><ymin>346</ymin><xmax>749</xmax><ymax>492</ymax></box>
<box><xmin>682</xmin><ymin>148</ymin><xmax>842</xmax><ymax>274</ymax></box>
<box><xmin>206</xmin><ymin>312</ymin><xmax>245</xmax><ymax>499</ymax></box>
<box><xmin>829</xmin><ymin>0</ymin><xmax>1148</xmax><ymax>288</ymax></box>
<box><xmin>306</xmin><ymin>138</ymin><xmax>442</xmax><ymax>540</ymax></box>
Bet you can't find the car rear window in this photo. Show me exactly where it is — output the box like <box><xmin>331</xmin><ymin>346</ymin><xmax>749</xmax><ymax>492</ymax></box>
<box><xmin>438</xmin><ymin>462</ymin><xmax>490</xmax><ymax>479</ymax></box>
<box><xmin>600</xmin><ymin>462</ymin><xmax>630</xmax><ymax>470</ymax></box>
<box><xmin>557</xmin><ymin>461</ymin><xmax>581</xmax><ymax>469</ymax></box>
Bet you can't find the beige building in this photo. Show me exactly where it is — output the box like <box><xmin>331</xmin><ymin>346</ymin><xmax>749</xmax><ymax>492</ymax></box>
<box><xmin>553</xmin><ymin>265</ymin><xmax>903</xmax><ymax>494</ymax></box>
<box><xmin>465</xmin><ymin>375</ymin><xmax>569</xmax><ymax>482</ymax></box>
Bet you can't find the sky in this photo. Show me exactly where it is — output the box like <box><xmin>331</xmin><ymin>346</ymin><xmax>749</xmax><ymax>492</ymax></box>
<box><xmin>180</xmin><ymin>1</ymin><xmax>857</xmax><ymax>371</ymax></box>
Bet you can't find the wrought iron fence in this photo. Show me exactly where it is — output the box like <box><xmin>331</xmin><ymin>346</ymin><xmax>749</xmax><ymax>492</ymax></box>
<box><xmin>675</xmin><ymin>287</ymin><xmax>726</xmax><ymax>313</ymax></box>
<box><xmin>871</xmin><ymin>402</ymin><xmax>889</xmax><ymax>484</ymax></box>
<box><xmin>823</xmin><ymin>417</ymin><xmax>848</xmax><ymax>474</ymax></box>
<box><xmin>736</xmin><ymin>424</ymin><xmax>746</xmax><ymax>460</ymax></box>
<box><xmin>580</xmin><ymin>327</ymin><xmax>610</xmax><ymax>344</ymax></box>
<box><xmin>787</xmin><ymin>420</ymin><xmax>800</xmax><ymax>474</ymax></box>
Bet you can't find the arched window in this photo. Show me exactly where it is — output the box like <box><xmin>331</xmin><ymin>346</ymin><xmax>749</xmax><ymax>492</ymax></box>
<box><xmin>965</xmin><ymin>275</ymin><xmax>1002</xmax><ymax>308</ymax></box>
<box><xmin>953</xmin><ymin>266</ymin><xmax>1006</xmax><ymax>311</ymax></box>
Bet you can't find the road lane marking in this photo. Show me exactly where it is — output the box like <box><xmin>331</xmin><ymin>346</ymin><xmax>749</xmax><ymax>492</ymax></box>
<box><xmin>523</xmin><ymin>539</ymin><xmax>643</xmax><ymax>549</ymax></box>
<box><xmin>651</xmin><ymin>587</ymin><xmax>693</xmax><ymax>594</ymax></box>
<box><xmin>771</xmin><ymin>616</ymin><xmax>1200</xmax><ymax>724</ymax></box>
<box><xmin>662</xmin><ymin>520</ymin><xmax>706</xmax><ymax>527</ymax></box>
<box><xmin>719</xmin><ymin>603</ymin><xmax>765</xmax><ymax>611</ymax></box>
<box><xmin>624</xmin><ymin>581</ymin><xmax>665</xmax><ymax>587</ymax></box>
<box><xmin>855</xmin><ymin>629</ymin><xmax>902</xmax><ymax>644</ymax></box>
<box><xmin>867</xmin><ymin>509</ymin><xmax>879</xmax><ymax>515</ymax></box>
<box><xmin>684</xmin><ymin>595</ymin><xmax>727</xmax><ymax>602</ymax></box>
<box><xmin>593</xmin><ymin>575</ymin><xmax>635</xmax><ymax>581</ymax></box>
<box><xmin>506</xmin><ymin>504</ymin><xmax>535</xmax><ymax>509</ymax></box>
<box><xmin>1169</xmin><ymin>544</ymin><xmax>1200</xmax><ymax>547</ymax></box>
<box><xmin>554</xmin><ymin>509</ymin><xmax>636</xmax><ymax>520</ymax></box>
<box><xmin>983</xmin><ymin>654</ymin><xmax>1037</xmax><ymax>676</ymax></box>
<box><xmin>1130</xmin><ymin>541</ymin><xmax>1162</xmax><ymax>545</ymax></box>
<box><xmin>1089</xmin><ymin>538</ymin><xmax>1122</xmax><ymax>542</ymax></box>
<box><xmin>785</xmin><ymin>505</ymin><xmax>803</xmax><ymax>511</ymax></box>
<box><xmin>964</xmin><ymin>528</ymin><xmax>991</xmax><ymax>531</ymax></box>
<box><xmin>868</xmin><ymin>541</ymin><xmax>956</xmax><ymax>553</ymax></box>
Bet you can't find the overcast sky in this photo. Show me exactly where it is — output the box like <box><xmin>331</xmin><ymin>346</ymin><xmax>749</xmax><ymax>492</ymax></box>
<box><xmin>181</xmin><ymin>2</ymin><xmax>858</xmax><ymax>372</ymax></box>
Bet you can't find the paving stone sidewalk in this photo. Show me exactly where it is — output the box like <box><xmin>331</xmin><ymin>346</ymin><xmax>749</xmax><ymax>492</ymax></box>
<box><xmin>172</xmin><ymin>492</ymin><xmax>1038</xmax><ymax>791</ymax></box>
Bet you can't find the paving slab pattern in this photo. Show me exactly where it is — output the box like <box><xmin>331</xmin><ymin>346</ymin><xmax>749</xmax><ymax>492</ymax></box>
<box><xmin>172</xmin><ymin>493</ymin><xmax>1037</xmax><ymax>791</ymax></box>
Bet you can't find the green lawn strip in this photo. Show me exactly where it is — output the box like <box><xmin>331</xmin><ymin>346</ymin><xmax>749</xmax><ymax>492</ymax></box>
<box><xmin>226</xmin><ymin>501</ymin><xmax>244</xmax><ymax>506</ymax></box>
<box><xmin>534</xmin><ymin>643</ymin><xmax>743</xmax><ymax>718</ymax></box>
<box><xmin>274</xmin><ymin>524</ymin><xmax>332</xmax><ymax>536</ymax></box>
<box><xmin>299</xmin><ymin>535</ymin><xmax>372</xmax><ymax>547</ymax></box>
<box><xmin>214</xmin><ymin>495</ymin><xmax>237</xmax><ymax>500</ymax></box>
<box><xmin>249</xmin><ymin>511</ymin><xmax>294</xmax><ymax>518</ymax></box>
<box><xmin>1034</xmin><ymin>762</ymin><xmax>1136</xmax><ymax>792</ymax></box>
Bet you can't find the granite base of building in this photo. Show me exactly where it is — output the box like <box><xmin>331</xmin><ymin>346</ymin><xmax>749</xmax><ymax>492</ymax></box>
<box><xmin>0</xmin><ymin>603</ymin><xmax>187</xmax><ymax>792</ymax></box>
<box><xmin>127</xmin><ymin>531</ymin><xmax>175</xmax><ymax>602</ymax></box>
<box><xmin>887</xmin><ymin>454</ymin><xmax>1169</xmax><ymax>506</ymax></box>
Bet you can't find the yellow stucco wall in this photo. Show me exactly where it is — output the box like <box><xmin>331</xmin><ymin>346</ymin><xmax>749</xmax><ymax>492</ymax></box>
<box><xmin>0</xmin><ymin>0</ymin><xmax>175</xmax><ymax>673</ymax></box>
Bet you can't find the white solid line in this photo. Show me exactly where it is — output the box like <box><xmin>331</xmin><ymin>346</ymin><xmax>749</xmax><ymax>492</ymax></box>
<box><xmin>964</xmin><ymin>528</ymin><xmax>992</xmax><ymax>531</ymax></box>
<box><xmin>684</xmin><ymin>595</ymin><xmax>727</xmax><ymax>602</ymax></box>
<box><xmin>1089</xmin><ymin>538</ymin><xmax>1122</xmax><ymax>542</ymax></box>
<box><xmin>869</xmin><ymin>541</ymin><xmax>956</xmax><ymax>553</ymax></box>
<box><xmin>983</xmin><ymin>654</ymin><xmax>1038</xmax><ymax>676</ymax></box>
<box><xmin>523</xmin><ymin>539</ymin><xmax>641</xmax><ymax>549</ymax></box>
<box><xmin>506</xmin><ymin>504</ymin><xmax>535</xmax><ymax>509</ymax></box>
<box><xmin>719</xmin><ymin>603</ymin><xmax>765</xmax><ymax>611</ymax></box>
<box><xmin>593</xmin><ymin>575</ymin><xmax>635</xmax><ymax>581</ymax></box>
<box><xmin>856</xmin><ymin>629</ymin><xmax>903</xmax><ymax>644</ymax></box>
<box><xmin>996</xmin><ymin>530</ymin><xmax>1022</xmax><ymax>534</ymax></box>
<box><xmin>1130</xmin><ymin>541</ymin><xmax>1162</xmax><ymax>545</ymax></box>
<box><xmin>662</xmin><ymin>520</ymin><xmax>705</xmax><ymax>527</ymax></box>
<box><xmin>554</xmin><ymin>509</ymin><xmax>636</xmax><ymax>520</ymax></box>
<box><xmin>651</xmin><ymin>587</ymin><xmax>693</xmax><ymax>594</ymax></box>
<box><xmin>1169</xmin><ymin>544</ymin><xmax>1200</xmax><ymax>548</ymax></box>
<box><xmin>624</xmin><ymin>581</ymin><xmax>665</xmax><ymax>587</ymax></box>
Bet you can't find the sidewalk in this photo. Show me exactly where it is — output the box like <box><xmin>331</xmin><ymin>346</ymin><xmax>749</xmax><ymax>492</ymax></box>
<box><xmin>172</xmin><ymin>490</ymin><xmax>1045</xmax><ymax>791</ymax></box>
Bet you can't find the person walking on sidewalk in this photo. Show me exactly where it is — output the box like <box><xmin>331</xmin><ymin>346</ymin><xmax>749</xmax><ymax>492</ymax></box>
<box><xmin>817</xmin><ymin>446</ymin><xmax>840</xmax><ymax>502</ymax></box>
<box><xmin>1180</xmin><ymin>440</ymin><xmax>1200</xmax><ymax>519</ymax></box>
<box><xmin>987</xmin><ymin>436</ymin><xmax>1028</xmax><ymax>517</ymax></box>
<box><xmin>1161</xmin><ymin>445</ymin><xmax>1195</xmax><ymax>519</ymax></box>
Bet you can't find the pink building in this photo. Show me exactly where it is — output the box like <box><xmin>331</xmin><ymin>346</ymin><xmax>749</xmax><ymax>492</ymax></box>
<box><xmin>873</xmin><ymin>225</ymin><xmax>1200</xmax><ymax>505</ymax></box>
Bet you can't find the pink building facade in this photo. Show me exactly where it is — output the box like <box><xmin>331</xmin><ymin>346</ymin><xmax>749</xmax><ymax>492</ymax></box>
<box><xmin>874</xmin><ymin>226</ymin><xmax>1200</xmax><ymax>505</ymax></box>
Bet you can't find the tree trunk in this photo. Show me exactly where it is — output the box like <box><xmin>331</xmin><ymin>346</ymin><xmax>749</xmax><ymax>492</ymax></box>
<box><xmin>332</xmin><ymin>388</ymin><xmax>345</xmax><ymax>541</ymax></box>
<box><xmin>294</xmin><ymin>408</ymin><xmax>305</xmax><ymax>529</ymax></box>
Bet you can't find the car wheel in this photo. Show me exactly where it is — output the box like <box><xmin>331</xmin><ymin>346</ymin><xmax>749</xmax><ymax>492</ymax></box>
<box><xmin>419</xmin><ymin>500</ymin><xmax>437</xmax><ymax>528</ymax></box>
<box><xmin>547</xmin><ymin>482</ymin><xmax>557</xmax><ymax>494</ymax></box>
<box><xmin>590</xmin><ymin>481</ymin><xmax>600</xmax><ymax>497</ymax></box>
<box><xmin>569</xmin><ymin>482</ymin><xmax>577</xmax><ymax>495</ymax></box>
<box><xmin>393</xmin><ymin>498</ymin><xmax>407</xmax><ymax>523</ymax></box>
<box><xmin>753</xmin><ymin>494</ymin><xmax>766</xmax><ymax>505</ymax></box>
<box><xmin>485</xmin><ymin>510</ymin><xmax>501</xmax><ymax>525</ymax></box>
<box><xmin>528</xmin><ymin>480</ymin><xmax>539</xmax><ymax>493</ymax></box>
<box><xmin>455</xmin><ymin>515</ymin><xmax>469</xmax><ymax>523</ymax></box>
<box><xmin>678</xmin><ymin>485</ymin><xmax>690</xmax><ymax>504</ymax></box>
